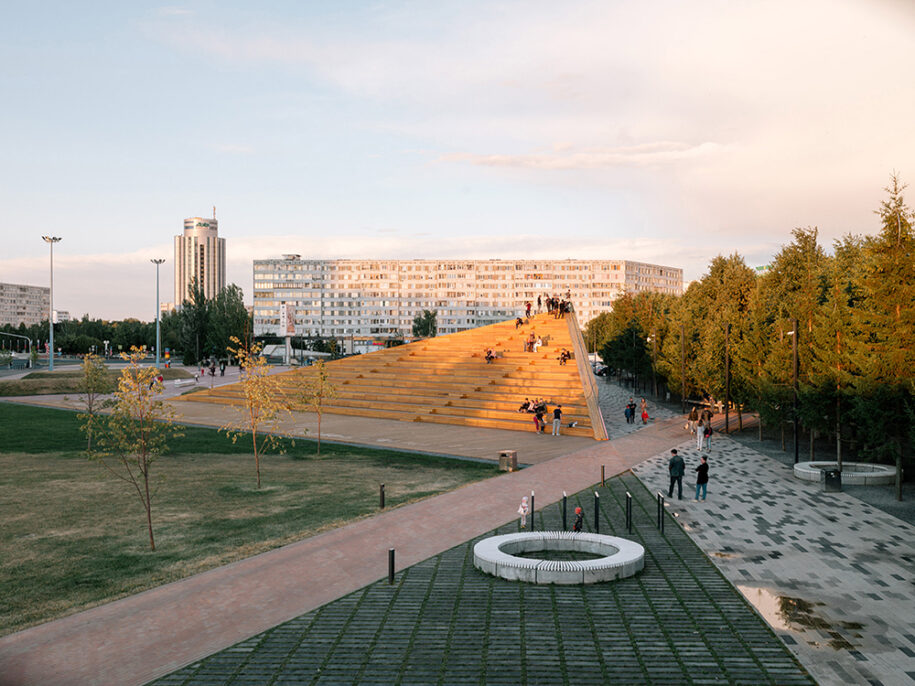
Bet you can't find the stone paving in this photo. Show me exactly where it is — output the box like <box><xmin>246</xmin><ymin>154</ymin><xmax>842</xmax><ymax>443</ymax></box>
<box><xmin>151</xmin><ymin>474</ymin><xmax>812</xmax><ymax>686</ymax></box>
<box><xmin>632</xmin><ymin>435</ymin><xmax>915</xmax><ymax>686</ymax></box>
<box><xmin>596</xmin><ymin>378</ymin><xmax>678</xmax><ymax>440</ymax></box>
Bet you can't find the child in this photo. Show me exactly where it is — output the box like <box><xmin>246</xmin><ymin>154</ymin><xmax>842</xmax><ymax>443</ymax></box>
<box><xmin>704</xmin><ymin>423</ymin><xmax>713</xmax><ymax>450</ymax></box>
<box><xmin>641</xmin><ymin>408</ymin><xmax>649</xmax><ymax>424</ymax></box>
<box><xmin>572</xmin><ymin>506</ymin><xmax>583</xmax><ymax>532</ymax></box>
<box><xmin>518</xmin><ymin>496</ymin><xmax>529</xmax><ymax>529</ymax></box>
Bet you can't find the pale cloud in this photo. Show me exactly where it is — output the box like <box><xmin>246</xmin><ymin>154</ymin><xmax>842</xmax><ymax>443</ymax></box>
<box><xmin>440</xmin><ymin>142</ymin><xmax>725</xmax><ymax>171</ymax></box>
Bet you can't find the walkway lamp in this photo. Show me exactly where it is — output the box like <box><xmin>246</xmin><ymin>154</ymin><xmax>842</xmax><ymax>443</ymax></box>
<box><xmin>42</xmin><ymin>236</ymin><xmax>61</xmax><ymax>371</ymax></box>
<box><xmin>786</xmin><ymin>319</ymin><xmax>799</xmax><ymax>464</ymax></box>
<box><xmin>151</xmin><ymin>259</ymin><xmax>165</xmax><ymax>368</ymax></box>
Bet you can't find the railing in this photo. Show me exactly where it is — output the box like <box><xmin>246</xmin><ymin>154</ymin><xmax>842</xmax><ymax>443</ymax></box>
<box><xmin>564</xmin><ymin>309</ymin><xmax>609</xmax><ymax>440</ymax></box>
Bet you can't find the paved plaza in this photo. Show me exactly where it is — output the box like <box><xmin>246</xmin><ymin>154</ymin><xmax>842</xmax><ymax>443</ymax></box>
<box><xmin>633</xmin><ymin>436</ymin><xmax>915</xmax><ymax>686</ymax></box>
<box><xmin>151</xmin><ymin>475</ymin><xmax>812</xmax><ymax>686</ymax></box>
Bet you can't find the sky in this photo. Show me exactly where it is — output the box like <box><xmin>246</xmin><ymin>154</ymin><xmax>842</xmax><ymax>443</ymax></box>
<box><xmin>1</xmin><ymin>0</ymin><xmax>914</xmax><ymax>321</ymax></box>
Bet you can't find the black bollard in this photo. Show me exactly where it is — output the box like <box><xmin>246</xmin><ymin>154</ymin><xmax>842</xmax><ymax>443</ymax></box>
<box><xmin>388</xmin><ymin>548</ymin><xmax>395</xmax><ymax>584</ymax></box>
<box><xmin>626</xmin><ymin>491</ymin><xmax>632</xmax><ymax>534</ymax></box>
<box><xmin>562</xmin><ymin>491</ymin><xmax>568</xmax><ymax>530</ymax></box>
<box><xmin>594</xmin><ymin>491</ymin><xmax>600</xmax><ymax>533</ymax></box>
<box><xmin>530</xmin><ymin>491</ymin><xmax>535</xmax><ymax>532</ymax></box>
<box><xmin>601</xmin><ymin>465</ymin><xmax>605</xmax><ymax>488</ymax></box>
<box><xmin>380</xmin><ymin>483</ymin><xmax>385</xmax><ymax>509</ymax></box>
<box><xmin>657</xmin><ymin>492</ymin><xmax>665</xmax><ymax>533</ymax></box>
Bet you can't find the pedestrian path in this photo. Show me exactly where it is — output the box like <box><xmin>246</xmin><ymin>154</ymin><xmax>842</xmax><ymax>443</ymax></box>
<box><xmin>0</xmin><ymin>417</ymin><xmax>688</xmax><ymax>686</ymax></box>
<box><xmin>632</xmin><ymin>435</ymin><xmax>915</xmax><ymax>686</ymax></box>
<box><xmin>596</xmin><ymin>379</ymin><xmax>678</xmax><ymax>439</ymax></box>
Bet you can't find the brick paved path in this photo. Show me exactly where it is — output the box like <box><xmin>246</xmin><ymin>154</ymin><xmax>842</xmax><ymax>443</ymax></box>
<box><xmin>152</xmin><ymin>474</ymin><xmax>812</xmax><ymax>686</ymax></box>
<box><xmin>633</xmin><ymin>436</ymin><xmax>915</xmax><ymax>686</ymax></box>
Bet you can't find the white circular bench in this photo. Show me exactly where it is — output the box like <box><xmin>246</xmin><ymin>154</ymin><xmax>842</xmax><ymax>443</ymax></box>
<box><xmin>793</xmin><ymin>461</ymin><xmax>896</xmax><ymax>486</ymax></box>
<box><xmin>473</xmin><ymin>531</ymin><xmax>644</xmax><ymax>585</ymax></box>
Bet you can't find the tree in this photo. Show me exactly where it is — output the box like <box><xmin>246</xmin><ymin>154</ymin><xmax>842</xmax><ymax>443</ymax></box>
<box><xmin>207</xmin><ymin>284</ymin><xmax>250</xmax><ymax>363</ymax></box>
<box><xmin>222</xmin><ymin>337</ymin><xmax>290</xmax><ymax>488</ymax></box>
<box><xmin>412</xmin><ymin>309</ymin><xmax>437</xmax><ymax>338</ymax></box>
<box><xmin>179</xmin><ymin>280</ymin><xmax>211</xmax><ymax>365</ymax></box>
<box><xmin>88</xmin><ymin>349</ymin><xmax>182</xmax><ymax>551</ymax></box>
<box><xmin>77</xmin><ymin>352</ymin><xmax>113</xmax><ymax>450</ymax></box>
<box><xmin>293</xmin><ymin>360</ymin><xmax>336</xmax><ymax>455</ymax></box>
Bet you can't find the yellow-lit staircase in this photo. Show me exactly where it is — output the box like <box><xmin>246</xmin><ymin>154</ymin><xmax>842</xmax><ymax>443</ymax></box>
<box><xmin>182</xmin><ymin>313</ymin><xmax>608</xmax><ymax>439</ymax></box>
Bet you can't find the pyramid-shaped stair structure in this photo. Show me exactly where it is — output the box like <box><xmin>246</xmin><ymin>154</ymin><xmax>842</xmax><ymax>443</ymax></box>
<box><xmin>181</xmin><ymin>312</ymin><xmax>608</xmax><ymax>439</ymax></box>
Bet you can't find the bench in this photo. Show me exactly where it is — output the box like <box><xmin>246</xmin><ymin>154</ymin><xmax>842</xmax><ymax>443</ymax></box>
<box><xmin>174</xmin><ymin>379</ymin><xmax>196</xmax><ymax>388</ymax></box>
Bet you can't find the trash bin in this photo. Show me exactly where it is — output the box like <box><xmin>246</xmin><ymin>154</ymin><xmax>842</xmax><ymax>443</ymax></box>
<box><xmin>821</xmin><ymin>469</ymin><xmax>842</xmax><ymax>492</ymax></box>
<box><xmin>499</xmin><ymin>450</ymin><xmax>518</xmax><ymax>472</ymax></box>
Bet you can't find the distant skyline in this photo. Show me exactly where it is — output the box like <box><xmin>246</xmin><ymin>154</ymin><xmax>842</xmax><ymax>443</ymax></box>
<box><xmin>2</xmin><ymin>1</ymin><xmax>913</xmax><ymax>320</ymax></box>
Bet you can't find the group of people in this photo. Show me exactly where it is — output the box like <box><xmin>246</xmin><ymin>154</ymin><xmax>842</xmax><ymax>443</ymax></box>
<box><xmin>624</xmin><ymin>397</ymin><xmax>650</xmax><ymax>424</ymax></box>
<box><xmin>687</xmin><ymin>405</ymin><xmax>715</xmax><ymax>450</ymax></box>
<box><xmin>525</xmin><ymin>332</ymin><xmax>543</xmax><ymax>353</ymax></box>
<box><xmin>557</xmin><ymin>348</ymin><xmax>571</xmax><ymax>365</ymax></box>
<box><xmin>667</xmin><ymin>448</ymin><xmax>710</xmax><ymax>501</ymax></box>
<box><xmin>517</xmin><ymin>397</ymin><xmax>565</xmax><ymax>435</ymax></box>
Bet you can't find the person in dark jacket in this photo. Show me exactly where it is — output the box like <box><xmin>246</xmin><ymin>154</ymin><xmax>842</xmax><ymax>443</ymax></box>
<box><xmin>695</xmin><ymin>455</ymin><xmax>709</xmax><ymax>501</ymax></box>
<box><xmin>572</xmin><ymin>506</ymin><xmax>583</xmax><ymax>532</ymax></box>
<box><xmin>668</xmin><ymin>449</ymin><xmax>685</xmax><ymax>500</ymax></box>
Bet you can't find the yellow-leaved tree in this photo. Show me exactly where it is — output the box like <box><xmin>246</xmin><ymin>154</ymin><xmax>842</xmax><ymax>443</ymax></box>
<box><xmin>293</xmin><ymin>360</ymin><xmax>336</xmax><ymax>455</ymax></box>
<box><xmin>222</xmin><ymin>337</ymin><xmax>291</xmax><ymax>488</ymax></box>
<box><xmin>88</xmin><ymin>348</ymin><xmax>182</xmax><ymax>551</ymax></box>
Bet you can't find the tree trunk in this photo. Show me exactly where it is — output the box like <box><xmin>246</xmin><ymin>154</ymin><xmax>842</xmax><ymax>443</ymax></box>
<box><xmin>317</xmin><ymin>411</ymin><xmax>322</xmax><ymax>456</ymax></box>
<box><xmin>781</xmin><ymin>424</ymin><xmax>785</xmax><ymax>451</ymax></box>
<box><xmin>809</xmin><ymin>430</ymin><xmax>815</xmax><ymax>461</ymax></box>
<box><xmin>253</xmin><ymin>430</ymin><xmax>261</xmax><ymax>489</ymax></box>
<box><xmin>758</xmin><ymin>415</ymin><xmax>762</xmax><ymax>441</ymax></box>
<box><xmin>737</xmin><ymin>407</ymin><xmax>743</xmax><ymax>431</ymax></box>
<box><xmin>144</xmin><ymin>474</ymin><xmax>155</xmax><ymax>551</ymax></box>
<box><xmin>836</xmin><ymin>397</ymin><xmax>842</xmax><ymax>472</ymax></box>
<box><xmin>897</xmin><ymin>446</ymin><xmax>903</xmax><ymax>502</ymax></box>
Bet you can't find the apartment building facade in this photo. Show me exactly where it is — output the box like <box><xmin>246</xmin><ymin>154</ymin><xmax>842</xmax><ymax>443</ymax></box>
<box><xmin>0</xmin><ymin>282</ymin><xmax>50</xmax><ymax>327</ymax></box>
<box><xmin>252</xmin><ymin>257</ymin><xmax>682</xmax><ymax>339</ymax></box>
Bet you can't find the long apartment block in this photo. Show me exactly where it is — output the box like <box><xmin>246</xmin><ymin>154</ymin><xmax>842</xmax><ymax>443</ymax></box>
<box><xmin>252</xmin><ymin>256</ymin><xmax>682</xmax><ymax>338</ymax></box>
<box><xmin>0</xmin><ymin>282</ymin><xmax>50</xmax><ymax>327</ymax></box>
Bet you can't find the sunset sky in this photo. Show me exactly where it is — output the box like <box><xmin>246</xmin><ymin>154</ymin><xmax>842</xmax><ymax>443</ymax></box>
<box><xmin>2</xmin><ymin>1</ymin><xmax>914</xmax><ymax>320</ymax></box>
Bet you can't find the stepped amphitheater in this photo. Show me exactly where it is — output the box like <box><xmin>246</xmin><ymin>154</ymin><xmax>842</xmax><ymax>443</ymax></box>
<box><xmin>181</xmin><ymin>312</ymin><xmax>608</xmax><ymax>440</ymax></box>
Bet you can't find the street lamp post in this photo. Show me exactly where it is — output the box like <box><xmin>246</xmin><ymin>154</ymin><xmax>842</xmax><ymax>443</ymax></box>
<box><xmin>151</xmin><ymin>259</ymin><xmax>165</xmax><ymax>369</ymax></box>
<box><xmin>42</xmin><ymin>236</ymin><xmax>62</xmax><ymax>371</ymax></box>
<box><xmin>724</xmin><ymin>323</ymin><xmax>730</xmax><ymax>434</ymax></box>
<box><xmin>680</xmin><ymin>324</ymin><xmax>686</xmax><ymax>414</ymax></box>
<box><xmin>787</xmin><ymin>318</ymin><xmax>800</xmax><ymax>464</ymax></box>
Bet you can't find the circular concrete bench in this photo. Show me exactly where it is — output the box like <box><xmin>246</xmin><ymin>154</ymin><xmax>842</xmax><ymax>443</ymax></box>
<box><xmin>473</xmin><ymin>531</ymin><xmax>644</xmax><ymax>585</ymax></box>
<box><xmin>793</xmin><ymin>461</ymin><xmax>896</xmax><ymax>486</ymax></box>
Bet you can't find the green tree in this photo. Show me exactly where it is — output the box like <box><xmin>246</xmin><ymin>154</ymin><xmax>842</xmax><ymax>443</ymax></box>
<box><xmin>179</xmin><ymin>280</ymin><xmax>211</xmax><ymax>365</ymax></box>
<box><xmin>77</xmin><ymin>352</ymin><xmax>113</xmax><ymax>450</ymax></box>
<box><xmin>207</xmin><ymin>284</ymin><xmax>249</xmax><ymax>363</ymax></box>
<box><xmin>412</xmin><ymin>309</ymin><xmax>437</xmax><ymax>338</ymax></box>
<box><xmin>88</xmin><ymin>349</ymin><xmax>182</xmax><ymax>550</ymax></box>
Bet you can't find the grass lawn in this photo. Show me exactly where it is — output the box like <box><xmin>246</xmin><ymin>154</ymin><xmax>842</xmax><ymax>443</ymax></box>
<box><xmin>0</xmin><ymin>366</ymin><xmax>192</xmax><ymax>396</ymax></box>
<box><xmin>0</xmin><ymin>403</ymin><xmax>498</xmax><ymax>637</ymax></box>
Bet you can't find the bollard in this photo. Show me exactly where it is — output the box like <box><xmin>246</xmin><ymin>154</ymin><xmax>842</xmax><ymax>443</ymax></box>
<box><xmin>530</xmin><ymin>491</ymin><xmax>535</xmax><ymax>532</ymax></box>
<box><xmin>388</xmin><ymin>548</ymin><xmax>395</xmax><ymax>584</ymax></box>
<box><xmin>380</xmin><ymin>483</ymin><xmax>385</xmax><ymax>509</ymax></box>
<box><xmin>601</xmin><ymin>465</ymin><xmax>605</xmax><ymax>487</ymax></box>
<box><xmin>562</xmin><ymin>491</ymin><xmax>568</xmax><ymax>530</ymax></box>
<box><xmin>657</xmin><ymin>492</ymin><xmax>665</xmax><ymax>533</ymax></box>
<box><xmin>594</xmin><ymin>491</ymin><xmax>600</xmax><ymax>533</ymax></box>
<box><xmin>626</xmin><ymin>491</ymin><xmax>632</xmax><ymax>534</ymax></box>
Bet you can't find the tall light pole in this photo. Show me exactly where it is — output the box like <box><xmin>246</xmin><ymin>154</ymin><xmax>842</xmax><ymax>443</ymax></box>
<box><xmin>42</xmin><ymin>236</ymin><xmax>62</xmax><ymax>371</ymax></box>
<box><xmin>787</xmin><ymin>319</ymin><xmax>799</xmax><ymax>464</ymax></box>
<box><xmin>151</xmin><ymin>259</ymin><xmax>165</xmax><ymax>369</ymax></box>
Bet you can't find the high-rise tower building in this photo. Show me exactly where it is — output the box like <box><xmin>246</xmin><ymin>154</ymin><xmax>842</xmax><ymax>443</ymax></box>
<box><xmin>174</xmin><ymin>212</ymin><xmax>226</xmax><ymax>306</ymax></box>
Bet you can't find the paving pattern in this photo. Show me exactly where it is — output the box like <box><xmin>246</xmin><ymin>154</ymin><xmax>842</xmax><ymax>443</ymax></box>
<box><xmin>151</xmin><ymin>475</ymin><xmax>812</xmax><ymax>686</ymax></box>
<box><xmin>633</xmin><ymin>436</ymin><xmax>915</xmax><ymax>686</ymax></box>
<box><xmin>597</xmin><ymin>379</ymin><xmax>678</xmax><ymax>440</ymax></box>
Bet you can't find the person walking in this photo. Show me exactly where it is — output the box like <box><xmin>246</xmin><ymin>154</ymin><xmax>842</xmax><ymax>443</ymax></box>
<box><xmin>518</xmin><ymin>496</ymin><xmax>530</xmax><ymax>528</ymax></box>
<box><xmin>552</xmin><ymin>404</ymin><xmax>563</xmax><ymax>436</ymax></box>
<box><xmin>695</xmin><ymin>455</ymin><xmax>709</xmax><ymax>501</ymax></box>
<box><xmin>703</xmin><ymin>422</ymin><xmax>713</xmax><ymax>450</ymax></box>
<box><xmin>688</xmin><ymin>406</ymin><xmax>699</xmax><ymax>434</ymax></box>
<box><xmin>572</xmin><ymin>506</ymin><xmax>583</xmax><ymax>532</ymax></box>
<box><xmin>626</xmin><ymin>398</ymin><xmax>637</xmax><ymax>424</ymax></box>
<box><xmin>668</xmin><ymin>449</ymin><xmax>685</xmax><ymax>500</ymax></box>
<box><xmin>696</xmin><ymin>420</ymin><xmax>705</xmax><ymax>450</ymax></box>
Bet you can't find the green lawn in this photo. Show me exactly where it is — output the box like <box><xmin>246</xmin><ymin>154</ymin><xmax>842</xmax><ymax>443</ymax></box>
<box><xmin>0</xmin><ymin>403</ymin><xmax>498</xmax><ymax>636</ymax></box>
<box><xmin>0</xmin><ymin>366</ymin><xmax>192</xmax><ymax>396</ymax></box>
